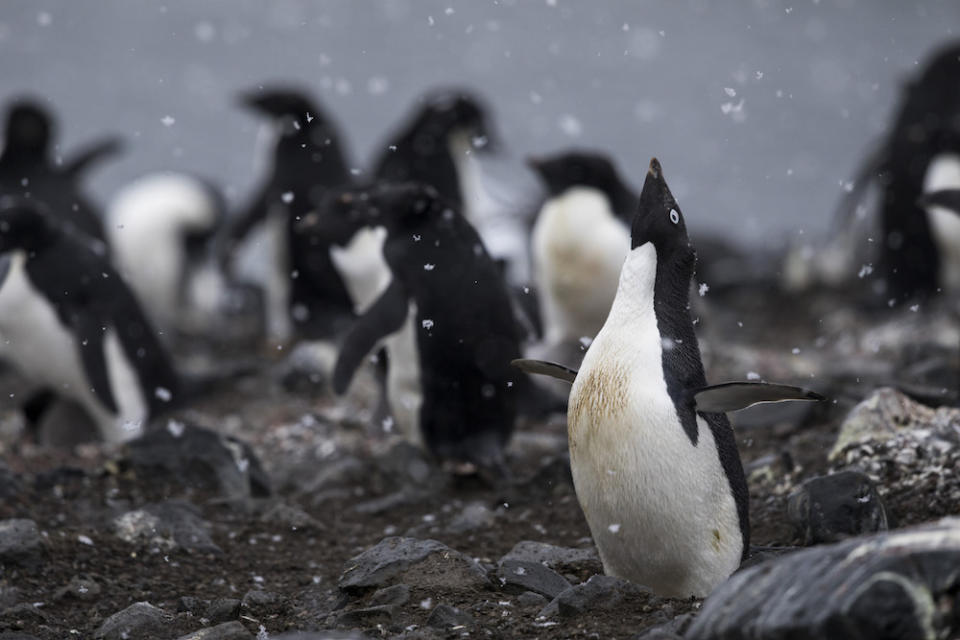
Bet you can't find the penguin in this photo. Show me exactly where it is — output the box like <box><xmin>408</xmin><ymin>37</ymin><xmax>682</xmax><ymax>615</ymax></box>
<box><xmin>513</xmin><ymin>159</ymin><xmax>823</xmax><ymax>597</ymax></box>
<box><xmin>0</xmin><ymin>199</ymin><xmax>180</xmax><ymax>443</ymax></box>
<box><xmin>227</xmin><ymin>87</ymin><xmax>354</xmax><ymax>341</ymax></box>
<box><xmin>328</xmin><ymin>183</ymin><xmax>523</xmax><ymax>471</ymax></box>
<box><xmin>0</xmin><ymin>98</ymin><xmax>120</xmax><ymax>247</ymax></box>
<box><xmin>919</xmin><ymin>156</ymin><xmax>960</xmax><ymax>293</ymax></box>
<box><xmin>106</xmin><ymin>172</ymin><xmax>227</xmax><ymax>337</ymax></box>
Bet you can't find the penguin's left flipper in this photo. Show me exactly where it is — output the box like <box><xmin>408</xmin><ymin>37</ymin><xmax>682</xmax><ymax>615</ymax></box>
<box><xmin>918</xmin><ymin>189</ymin><xmax>960</xmax><ymax>214</ymax></box>
<box><xmin>332</xmin><ymin>279</ymin><xmax>409</xmax><ymax>395</ymax></box>
<box><xmin>63</xmin><ymin>137</ymin><xmax>124</xmax><ymax>179</ymax></box>
<box><xmin>75</xmin><ymin>315</ymin><xmax>120</xmax><ymax>414</ymax></box>
<box><xmin>510</xmin><ymin>358</ymin><xmax>577</xmax><ymax>383</ymax></box>
<box><xmin>693</xmin><ymin>382</ymin><xmax>825</xmax><ymax>413</ymax></box>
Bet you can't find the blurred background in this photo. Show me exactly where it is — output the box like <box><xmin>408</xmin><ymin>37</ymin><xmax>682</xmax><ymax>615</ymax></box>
<box><xmin>1</xmin><ymin>0</ymin><xmax>957</xmax><ymax>245</ymax></box>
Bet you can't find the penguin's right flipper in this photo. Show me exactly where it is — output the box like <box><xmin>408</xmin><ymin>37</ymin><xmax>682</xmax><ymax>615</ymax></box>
<box><xmin>694</xmin><ymin>382</ymin><xmax>825</xmax><ymax>413</ymax></box>
<box><xmin>918</xmin><ymin>189</ymin><xmax>960</xmax><ymax>214</ymax></box>
<box><xmin>510</xmin><ymin>358</ymin><xmax>577</xmax><ymax>383</ymax></box>
<box><xmin>332</xmin><ymin>279</ymin><xmax>409</xmax><ymax>395</ymax></box>
<box><xmin>63</xmin><ymin>137</ymin><xmax>124</xmax><ymax>179</ymax></box>
<box><xmin>75</xmin><ymin>316</ymin><xmax>119</xmax><ymax>414</ymax></box>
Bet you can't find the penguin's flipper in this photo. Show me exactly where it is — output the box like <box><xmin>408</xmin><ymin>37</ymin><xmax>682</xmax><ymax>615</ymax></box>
<box><xmin>332</xmin><ymin>279</ymin><xmax>409</xmax><ymax>395</ymax></box>
<box><xmin>75</xmin><ymin>316</ymin><xmax>119</xmax><ymax>414</ymax></box>
<box><xmin>510</xmin><ymin>358</ymin><xmax>578</xmax><ymax>383</ymax></box>
<box><xmin>63</xmin><ymin>137</ymin><xmax>124</xmax><ymax>179</ymax></box>
<box><xmin>918</xmin><ymin>189</ymin><xmax>960</xmax><ymax>214</ymax></box>
<box><xmin>694</xmin><ymin>382</ymin><xmax>825</xmax><ymax>413</ymax></box>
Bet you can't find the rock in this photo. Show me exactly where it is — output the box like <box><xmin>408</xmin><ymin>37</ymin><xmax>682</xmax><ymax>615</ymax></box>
<box><xmin>287</xmin><ymin>586</ymin><xmax>348</xmax><ymax>623</ymax></box>
<box><xmin>260</xmin><ymin>501</ymin><xmax>324</xmax><ymax>530</ymax></box>
<box><xmin>0</xmin><ymin>519</ymin><xmax>42</xmax><ymax>567</ymax></box>
<box><xmin>496</xmin><ymin>559</ymin><xmax>571</xmax><ymax>599</ymax></box>
<box><xmin>176</xmin><ymin>596</ymin><xmax>204</xmax><ymax>614</ymax></box>
<box><xmin>426</xmin><ymin>604</ymin><xmax>473</xmax><ymax>630</ymax></box>
<box><xmin>0</xmin><ymin>603</ymin><xmax>47</xmax><ymax>627</ymax></box>
<box><xmin>0</xmin><ymin>461</ymin><xmax>23</xmax><ymax>500</ymax></box>
<box><xmin>0</xmin><ymin>632</ymin><xmax>41</xmax><ymax>640</ymax></box>
<box><xmin>368</xmin><ymin>584</ymin><xmax>410</xmax><ymax>607</ymax></box>
<box><xmin>446</xmin><ymin>501</ymin><xmax>497</xmax><ymax>534</ymax></box>
<box><xmin>339</xmin><ymin>537</ymin><xmax>489</xmax><ymax>594</ymax></box>
<box><xmin>241</xmin><ymin>590</ymin><xmax>283</xmax><ymax>617</ymax></box>
<box><xmin>335</xmin><ymin>605</ymin><xmax>394</xmax><ymax>627</ymax></box>
<box><xmin>636</xmin><ymin>613</ymin><xmax>695</xmax><ymax>639</ymax></box>
<box><xmin>501</xmin><ymin>540</ymin><xmax>601</xmax><ymax>574</ymax></box>
<box><xmin>354</xmin><ymin>488</ymin><xmax>431</xmax><ymax>516</ymax></box>
<box><xmin>516</xmin><ymin>591</ymin><xmax>549</xmax><ymax>608</ymax></box>
<box><xmin>175</xmin><ymin>622</ymin><xmax>254</xmax><ymax>640</ymax></box>
<box><xmin>686</xmin><ymin>517</ymin><xmax>960</xmax><ymax>640</ymax></box>
<box><xmin>124</xmin><ymin>422</ymin><xmax>270</xmax><ymax>500</ymax></box>
<box><xmin>539</xmin><ymin>575</ymin><xmax>654</xmax><ymax>619</ymax></box>
<box><xmin>53</xmin><ymin>575</ymin><xmax>101</xmax><ymax>601</ymax></box>
<box><xmin>113</xmin><ymin>501</ymin><xmax>221</xmax><ymax>554</ymax></box>
<box><xmin>270</xmin><ymin>632</ymin><xmax>371</xmax><ymax>640</ymax></box>
<box><xmin>94</xmin><ymin>602</ymin><xmax>174</xmax><ymax>640</ymax></box>
<box><xmin>787</xmin><ymin>471</ymin><xmax>889</xmax><ymax>544</ymax></box>
<box><xmin>204</xmin><ymin>598</ymin><xmax>241</xmax><ymax>624</ymax></box>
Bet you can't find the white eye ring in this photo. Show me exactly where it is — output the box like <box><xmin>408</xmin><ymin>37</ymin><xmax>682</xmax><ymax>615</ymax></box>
<box><xmin>669</xmin><ymin>209</ymin><xmax>679</xmax><ymax>224</ymax></box>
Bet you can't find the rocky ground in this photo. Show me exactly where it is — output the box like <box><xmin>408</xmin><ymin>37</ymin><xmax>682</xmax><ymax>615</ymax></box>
<box><xmin>0</xmin><ymin>284</ymin><xmax>958</xmax><ymax>640</ymax></box>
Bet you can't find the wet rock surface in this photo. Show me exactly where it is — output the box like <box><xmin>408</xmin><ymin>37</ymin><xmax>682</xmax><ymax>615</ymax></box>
<box><xmin>786</xmin><ymin>471</ymin><xmax>889</xmax><ymax>544</ymax></box>
<box><xmin>1</xmin><ymin>289</ymin><xmax>958</xmax><ymax>639</ymax></box>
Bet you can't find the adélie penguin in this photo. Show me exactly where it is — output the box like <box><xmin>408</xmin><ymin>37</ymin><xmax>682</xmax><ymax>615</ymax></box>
<box><xmin>0</xmin><ymin>98</ymin><xmax>121</xmax><ymax>248</ymax></box>
<box><xmin>328</xmin><ymin>183</ymin><xmax>523</xmax><ymax>472</ymax></box>
<box><xmin>0</xmin><ymin>199</ymin><xmax>180</xmax><ymax>442</ymax></box>
<box><xmin>514</xmin><ymin>159</ymin><xmax>825</xmax><ymax>597</ymax></box>
<box><xmin>227</xmin><ymin>87</ymin><xmax>354</xmax><ymax>341</ymax></box>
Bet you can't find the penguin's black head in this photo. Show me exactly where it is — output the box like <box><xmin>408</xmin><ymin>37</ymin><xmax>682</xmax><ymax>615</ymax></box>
<box><xmin>0</xmin><ymin>199</ymin><xmax>57</xmax><ymax>253</ymax></box>
<box><xmin>412</xmin><ymin>90</ymin><xmax>497</xmax><ymax>151</ymax></box>
<box><xmin>240</xmin><ymin>87</ymin><xmax>327</xmax><ymax>129</ymax></box>
<box><xmin>3</xmin><ymin>100</ymin><xmax>53</xmax><ymax>161</ymax></box>
<box><xmin>527</xmin><ymin>150</ymin><xmax>637</xmax><ymax>211</ymax></box>
<box><xmin>631</xmin><ymin>158</ymin><xmax>692</xmax><ymax>256</ymax></box>
<box><xmin>299</xmin><ymin>184</ymin><xmax>380</xmax><ymax>247</ymax></box>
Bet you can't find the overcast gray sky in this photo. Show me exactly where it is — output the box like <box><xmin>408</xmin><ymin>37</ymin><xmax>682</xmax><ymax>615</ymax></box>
<box><xmin>1</xmin><ymin>0</ymin><xmax>957</xmax><ymax>245</ymax></box>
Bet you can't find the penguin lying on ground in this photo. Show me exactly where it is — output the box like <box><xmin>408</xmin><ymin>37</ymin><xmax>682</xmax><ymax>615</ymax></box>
<box><xmin>326</xmin><ymin>183</ymin><xmax>524</xmax><ymax>473</ymax></box>
<box><xmin>515</xmin><ymin>159</ymin><xmax>824</xmax><ymax>598</ymax></box>
<box><xmin>226</xmin><ymin>87</ymin><xmax>354</xmax><ymax>342</ymax></box>
<box><xmin>0</xmin><ymin>199</ymin><xmax>181</xmax><ymax>443</ymax></box>
<box><xmin>107</xmin><ymin>172</ymin><xmax>227</xmax><ymax>338</ymax></box>
<box><xmin>0</xmin><ymin>98</ymin><xmax>121</xmax><ymax>248</ymax></box>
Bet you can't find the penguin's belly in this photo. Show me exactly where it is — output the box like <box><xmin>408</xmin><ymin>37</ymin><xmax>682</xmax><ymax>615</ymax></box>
<box><xmin>924</xmin><ymin>154</ymin><xmax>960</xmax><ymax>293</ymax></box>
<box><xmin>383</xmin><ymin>301</ymin><xmax>423</xmax><ymax>447</ymax></box>
<box><xmin>330</xmin><ymin>226</ymin><xmax>392</xmax><ymax>314</ymax></box>
<box><xmin>533</xmin><ymin>189</ymin><xmax>629</xmax><ymax>343</ymax></box>
<box><xmin>568</xmin><ymin>336</ymin><xmax>741</xmax><ymax>598</ymax></box>
<box><xmin>0</xmin><ymin>256</ymin><xmax>118</xmax><ymax>437</ymax></box>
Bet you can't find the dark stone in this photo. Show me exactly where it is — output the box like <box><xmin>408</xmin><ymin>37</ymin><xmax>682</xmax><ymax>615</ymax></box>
<box><xmin>260</xmin><ymin>501</ymin><xmax>324</xmax><ymax>530</ymax></box>
<box><xmin>53</xmin><ymin>575</ymin><xmax>101</xmax><ymax>601</ymax></box>
<box><xmin>368</xmin><ymin>584</ymin><xmax>410</xmax><ymax>607</ymax></box>
<box><xmin>686</xmin><ymin>518</ymin><xmax>960</xmax><ymax>640</ymax></box>
<box><xmin>635</xmin><ymin>613</ymin><xmax>695</xmax><ymax>639</ymax></box>
<box><xmin>287</xmin><ymin>587</ymin><xmax>348</xmax><ymax>623</ymax></box>
<box><xmin>124</xmin><ymin>422</ymin><xmax>270</xmax><ymax>500</ymax></box>
<box><xmin>496</xmin><ymin>559</ymin><xmax>571</xmax><ymax>599</ymax></box>
<box><xmin>241</xmin><ymin>590</ymin><xmax>283</xmax><ymax>617</ymax></box>
<box><xmin>516</xmin><ymin>591</ymin><xmax>549</xmax><ymax>608</ymax></box>
<box><xmin>339</xmin><ymin>537</ymin><xmax>488</xmax><ymax>594</ymax></box>
<box><xmin>0</xmin><ymin>519</ymin><xmax>42</xmax><ymax>567</ymax></box>
<box><xmin>113</xmin><ymin>500</ymin><xmax>221</xmax><ymax>554</ymax></box>
<box><xmin>0</xmin><ymin>603</ymin><xmax>48</xmax><ymax>627</ymax></box>
<box><xmin>335</xmin><ymin>605</ymin><xmax>394</xmax><ymax>628</ymax></box>
<box><xmin>176</xmin><ymin>596</ymin><xmax>204</xmax><ymax>614</ymax></box>
<box><xmin>539</xmin><ymin>575</ymin><xmax>654</xmax><ymax>619</ymax></box>
<box><xmin>204</xmin><ymin>598</ymin><xmax>241</xmax><ymax>624</ymax></box>
<box><xmin>501</xmin><ymin>541</ymin><xmax>600</xmax><ymax>575</ymax></box>
<box><xmin>270</xmin><ymin>633</ymin><xmax>371</xmax><ymax>640</ymax></box>
<box><xmin>175</xmin><ymin>622</ymin><xmax>254</xmax><ymax>640</ymax></box>
<box><xmin>787</xmin><ymin>471</ymin><xmax>889</xmax><ymax>545</ymax></box>
<box><xmin>426</xmin><ymin>604</ymin><xmax>473</xmax><ymax>630</ymax></box>
<box><xmin>94</xmin><ymin>602</ymin><xmax>174</xmax><ymax>640</ymax></box>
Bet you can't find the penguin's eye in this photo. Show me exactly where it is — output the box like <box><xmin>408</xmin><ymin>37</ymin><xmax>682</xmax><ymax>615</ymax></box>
<box><xmin>669</xmin><ymin>209</ymin><xmax>679</xmax><ymax>225</ymax></box>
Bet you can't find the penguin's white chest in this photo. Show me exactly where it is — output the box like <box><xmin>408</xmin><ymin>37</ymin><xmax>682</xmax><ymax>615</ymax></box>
<box><xmin>329</xmin><ymin>226</ymin><xmax>392</xmax><ymax>314</ymax></box>
<box><xmin>532</xmin><ymin>188</ymin><xmax>629</xmax><ymax>343</ymax></box>
<box><xmin>567</xmin><ymin>244</ymin><xmax>741</xmax><ymax>598</ymax></box>
<box><xmin>924</xmin><ymin>154</ymin><xmax>960</xmax><ymax>293</ymax></box>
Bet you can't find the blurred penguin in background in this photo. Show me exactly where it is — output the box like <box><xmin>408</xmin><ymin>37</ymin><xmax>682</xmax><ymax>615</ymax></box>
<box><xmin>225</xmin><ymin>87</ymin><xmax>354</xmax><ymax>343</ymax></box>
<box><xmin>0</xmin><ymin>97</ymin><xmax>122</xmax><ymax>250</ymax></box>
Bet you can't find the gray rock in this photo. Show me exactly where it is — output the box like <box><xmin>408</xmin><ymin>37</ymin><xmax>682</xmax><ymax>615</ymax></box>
<box><xmin>94</xmin><ymin>602</ymin><xmax>174</xmax><ymax>640</ymax></box>
<box><xmin>287</xmin><ymin>587</ymin><xmax>348</xmax><ymax>623</ymax></box>
<box><xmin>368</xmin><ymin>584</ymin><xmax>410</xmax><ymax>607</ymax></box>
<box><xmin>636</xmin><ymin>613</ymin><xmax>695</xmax><ymax>639</ymax></box>
<box><xmin>515</xmin><ymin>591</ymin><xmax>549</xmax><ymax>608</ymax></box>
<box><xmin>501</xmin><ymin>540</ymin><xmax>600</xmax><ymax>574</ymax></box>
<box><xmin>270</xmin><ymin>633</ymin><xmax>371</xmax><ymax>640</ymax></box>
<box><xmin>335</xmin><ymin>605</ymin><xmax>394</xmax><ymax>628</ymax></box>
<box><xmin>260</xmin><ymin>501</ymin><xmax>324</xmax><ymax>530</ymax></box>
<box><xmin>53</xmin><ymin>575</ymin><xmax>101</xmax><ymax>601</ymax></box>
<box><xmin>686</xmin><ymin>517</ymin><xmax>960</xmax><ymax>640</ymax></box>
<box><xmin>175</xmin><ymin>622</ymin><xmax>254</xmax><ymax>640</ymax></box>
<box><xmin>339</xmin><ymin>537</ymin><xmax>489</xmax><ymax>594</ymax></box>
<box><xmin>125</xmin><ymin>422</ymin><xmax>270</xmax><ymax>500</ymax></box>
<box><xmin>446</xmin><ymin>502</ymin><xmax>497</xmax><ymax>534</ymax></box>
<box><xmin>114</xmin><ymin>500</ymin><xmax>221</xmax><ymax>554</ymax></box>
<box><xmin>496</xmin><ymin>559</ymin><xmax>571</xmax><ymax>599</ymax></box>
<box><xmin>426</xmin><ymin>604</ymin><xmax>473</xmax><ymax>630</ymax></box>
<box><xmin>176</xmin><ymin>596</ymin><xmax>204</xmax><ymax>614</ymax></box>
<box><xmin>539</xmin><ymin>575</ymin><xmax>654</xmax><ymax>619</ymax></box>
<box><xmin>241</xmin><ymin>590</ymin><xmax>283</xmax><ymax>617</ymax></box>
<box><xmin>0</xmin><ymin>603</ymin><xmax>48</xmax><ymax>627</ymax></box>
<box><xmin>0</xmin><ymin>519</ymin><xmax>42</xmax><ymax>567</ymax></box>
<box><xmin>204</xmin><ymin>598</ymin><xmax>241</xmax><ymax>623</ymax></box>
<box><xmin>787</xmin><ymin>471</ymin><xmax>889</xmax><ymax>544</ymax></box>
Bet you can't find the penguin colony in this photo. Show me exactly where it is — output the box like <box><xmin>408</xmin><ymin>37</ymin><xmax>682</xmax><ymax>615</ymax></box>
<box><xmin>0</xmin><ymin>38</ymin><xmax>956</xmax><ymax>600</ymax></box>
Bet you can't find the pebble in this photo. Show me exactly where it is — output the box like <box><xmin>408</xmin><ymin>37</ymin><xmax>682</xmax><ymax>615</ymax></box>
<box><xmin>787</xmin><ymin>471</ymin><xmax>889</xmax><ymax>544</ymax></box>
<box><xmin>339</xmin><ymin>537</ymin><xmax>488</xmax><ymax>594</ymax></box>
<box><xmin>94</xmin><ymin>602</ymin><xmax>173</xmax><ymax>640</ymax></box>
<box><xmin>0</xmin><ymin>519</ymin><xmax>42</xmax><ymax>567</ymax></box>
<box><xmin>174</xmin><ymin>621</ymin><xmax>254</xmax><ymax>640</ymax></box>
